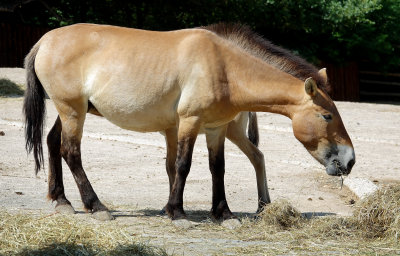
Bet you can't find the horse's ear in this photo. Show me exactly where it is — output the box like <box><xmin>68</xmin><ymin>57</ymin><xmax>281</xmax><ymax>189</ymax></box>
<box><xmin>305</xmin><ymin>77</ymin><xmax>318</xmax><ymax>97</ymax></box>
<box><xmin>318</xmin><ymin>68</ymin><xmax>328</xmax><ymax>84</ymax></box>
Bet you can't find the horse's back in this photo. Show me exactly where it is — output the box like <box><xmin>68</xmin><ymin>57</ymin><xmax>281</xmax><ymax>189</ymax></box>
<box><xmin>33</xmin><ymin>25</ymin><xmax>188</xmax><ymax>130</ymax></box>
<box><xmin>33</xmin><ymin>24</ymin><xmax>237</xmax><ymax>132</ymax></box>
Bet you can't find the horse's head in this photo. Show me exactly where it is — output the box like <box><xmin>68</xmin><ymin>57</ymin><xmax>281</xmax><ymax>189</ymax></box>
<box><xmin>291</xmin><ymin>72</ymin><xmax>355</xmax><ymax>176</ymax></box>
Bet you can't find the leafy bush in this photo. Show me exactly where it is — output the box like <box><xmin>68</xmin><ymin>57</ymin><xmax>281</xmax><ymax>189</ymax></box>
<box><xmin>16</xmin><ymin>0</ymin><xmax>400</xmax><ymax>71</ymax></box>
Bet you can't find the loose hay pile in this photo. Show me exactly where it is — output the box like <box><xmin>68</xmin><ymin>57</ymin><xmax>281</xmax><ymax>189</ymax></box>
<box><xmin>1</xmin><ymin>185</ymin><xmax>399</xmax><ymax>255</ymax></box>
<box><xmin>353</xmin><ymin>184</ymin><xmax>400</xmax><ymax>239</ymax></box>
<box><xmin>257</xmin><ymin>199</ymin><xmax>303</xmax><ymax>229</ymax></box>
<box><xmin>0</xmin><ymin>211</ymin><xmax>167</xmax><ymax>256</ymax></box>
<box><xmin>255</xmin><ymin>185</ymin><xmax>400</xmax><ymax>241</ymax></box>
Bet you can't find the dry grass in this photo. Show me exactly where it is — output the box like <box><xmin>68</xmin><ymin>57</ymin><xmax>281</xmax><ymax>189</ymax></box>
<box><xmin>0</xmin><ymin>211</ymin><xmax>168</xmax><ymax>256</ymax></box>
<box><xmin>1</xmin><ymin>185</ymin><xmax>399</xmax><ymax>255</ymax></box>
<box><xmin>253</xmin><ymin>185</ymin><xmax>400</xmax><ymax>241</ymax></box>
<box><xmin>0</xmin><ymin>78</ymin><xmax>24</xmax><ymax>97</ymax></box>
<box><xmin>257</xmin><ymin>199</ymin><xmax>303</xmax><ymax>229</ymax></box>
<box><xmin>353</xmin><ymin>184</ymin><xmax>400</xmax><ymax>239</ymax></box>
<box><xmin>231</xmin><ymin>185</ymin><xmax>400</xmax><ymax>254</ymax></box>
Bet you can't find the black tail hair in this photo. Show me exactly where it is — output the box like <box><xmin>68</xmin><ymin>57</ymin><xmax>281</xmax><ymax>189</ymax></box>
<box><xmin>23</xmin><ymin>43</ymin><xmax>46</xmax><ymax>174</ymax></box>
<box><xmin>247</xmin><ymin>112</ymin><xmax>259</xmax><ymax>147</ymax></box>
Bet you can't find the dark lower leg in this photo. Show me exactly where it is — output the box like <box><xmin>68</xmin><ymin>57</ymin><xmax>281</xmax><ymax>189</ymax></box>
<box><xmin>165</xmin><ymin>129</ymin><xmax>177</xmax><ymax>194</ymax></box>
<box><xmin>165</xmin><ymin>137</ymin><xmax>194</xmax><ymax>220</ymax></box>
<box><xmin>61</xmin><ymin>138</ymin><xmax>107</xmax><ymax>213</ymax></box>
<box><xmin>47</xmin><ymin>116</ymin><xmax>72</xmax><ymax>208</ymax></box>
<box><xmin>209</xmin><ymin>145</ymin><xmax>235</xmax><ymax>220</ymax></box>
<box><xmin>256</xmin><ymin>168</ymin><xmax>270</xmax><ymax>213</ymax></box>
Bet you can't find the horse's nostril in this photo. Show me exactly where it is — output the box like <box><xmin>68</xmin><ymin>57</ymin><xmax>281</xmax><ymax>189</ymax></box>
<box><xmin>347</xmin><ymin>159</ymin><xmax>355</xmax><ymax>172</ymax></box>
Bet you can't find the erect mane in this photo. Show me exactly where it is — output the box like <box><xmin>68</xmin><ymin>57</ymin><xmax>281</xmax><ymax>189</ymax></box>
<box><xmin>202</xmin><ymin>23</ymin><xmax>330</xmax><ymax>93</ymax></box>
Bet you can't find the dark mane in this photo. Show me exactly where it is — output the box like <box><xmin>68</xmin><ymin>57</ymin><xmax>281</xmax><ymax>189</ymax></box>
<box><xmin>202</xmin><ymin>23</ymin><xmax>330</xmax><ymax>93</ymax></box>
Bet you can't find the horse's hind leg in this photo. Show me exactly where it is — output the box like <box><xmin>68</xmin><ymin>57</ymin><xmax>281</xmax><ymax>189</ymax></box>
<box><xmin>47</xmin><ymin>116</ymin><xmax>75</xmax><ymax>214</ymax></box>
<box><xmin>57</xmin><ymin>100</ymin><xmax>113</xmax><ymax>220</ymax></box>
<box><xmin>206</xmin><ymin>126</ymin><xmax>236</xmax><ymax>220</ymax></box>
<box><xmin>226</xmin><ymin>119</ymin><xmax>271</xmax><ymax>213</ymax></box>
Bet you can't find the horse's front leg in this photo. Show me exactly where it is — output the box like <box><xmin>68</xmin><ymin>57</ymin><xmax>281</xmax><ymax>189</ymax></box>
<box><xmin>206</xmin><ymin>126</ymin><xmax>236</xmax><ymax>220</ymax></box>
<box><xmin>226</xmin><ymin>114</ymin><xmax>271</xmax><ymax>213</ymax></box>
<box><xmin>165</xmin><ymin>117</ymin><xmax>200</xmax><ymax>220</ymax></box>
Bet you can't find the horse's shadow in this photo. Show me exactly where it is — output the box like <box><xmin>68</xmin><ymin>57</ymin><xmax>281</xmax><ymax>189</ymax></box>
<box><xmin>302</xmin><ymin>212</ymin><xmax>336</xmax><ymax>219</ymax></box>
<box><xmin>108</xmin><ymin>208</ymin><xmax>336</xmax><ymax>222</ymax></box>
<box><xmin>75</xmin><ymin>208</ymin><xmax>336</xmax><ymax>222</ymax></box>
<box><xmin>109</xmin><ymin>208</ymin><xmax>257</xmax><ymax>223</ymax></box>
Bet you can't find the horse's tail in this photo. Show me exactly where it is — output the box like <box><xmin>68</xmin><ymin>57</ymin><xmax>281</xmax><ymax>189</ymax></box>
<box><xmin>23</xmin><ymin>43</ymin><xmax>46</xmax><ymax>174</ymax></box>
<box><xmin>247</xmin><ymin>112</ymin><xmax>259</xmax><ymax>147</ymax></box>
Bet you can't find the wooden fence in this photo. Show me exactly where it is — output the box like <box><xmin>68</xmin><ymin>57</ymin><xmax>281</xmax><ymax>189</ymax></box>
<box><xmin>0</xmin><ymin>23</ymin><xmax>49</xmax><ymax>67</ymax></box>
<box><xmin>359</xmin><ymin>71</ymin><xmax>400</xmax><ymax>102</ymax></box>
<box><xmin>323</xmin><ymin>62</ymin><xmax>360</xmax><ymax>101</ymax></box>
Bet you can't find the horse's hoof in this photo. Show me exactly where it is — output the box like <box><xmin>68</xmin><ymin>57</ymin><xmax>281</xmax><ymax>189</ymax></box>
<box><xmin>172</xmin><ymin>219</ymin><xmax>197</xmax><ymax>229</ymax></box>
<box><xmin>92</xmin><ymin>210</ymin><xmax>114</xmax><ymax>221</ymax></box>
<box><xmin>221</xmin><ymin>218</ymin><xmax>241</xmax><ymax>229</ymax></box>
<box><xmin>55</xmin><ymin>204</ymin><xmax>76</xmax><ymax>215</ymax></box>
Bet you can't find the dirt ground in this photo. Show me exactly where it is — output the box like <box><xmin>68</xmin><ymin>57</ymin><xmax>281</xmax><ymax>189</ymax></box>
<box><xmin>1</xmin><ymin>68</ymin><xmax>399</xmax><ymax>255</ymax></box>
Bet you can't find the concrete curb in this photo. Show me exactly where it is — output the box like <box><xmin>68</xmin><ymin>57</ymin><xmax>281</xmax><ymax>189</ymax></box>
<box><xmin>344</xmin><ymin>177</ymin><xmax>378</xmax><ymax>199</ymax></box>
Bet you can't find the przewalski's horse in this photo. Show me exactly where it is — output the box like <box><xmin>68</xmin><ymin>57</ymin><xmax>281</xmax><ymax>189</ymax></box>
<box><xmin>24</xmin><ymin>23</ymin><xmax>355</xmax><ymax>221</ymax></box>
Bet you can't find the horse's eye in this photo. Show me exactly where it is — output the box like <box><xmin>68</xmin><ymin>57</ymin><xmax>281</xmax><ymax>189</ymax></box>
<box><xmin>322</xmin><ymin>114</ymin><xmax>332</xmax><ymax>121</ymax></box>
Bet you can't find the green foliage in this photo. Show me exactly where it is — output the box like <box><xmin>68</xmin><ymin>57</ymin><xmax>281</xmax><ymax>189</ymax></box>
<box><xmin>17</xmin><ymin>0</ymin><xmax>400</xmax><ymax>71</ymax></box>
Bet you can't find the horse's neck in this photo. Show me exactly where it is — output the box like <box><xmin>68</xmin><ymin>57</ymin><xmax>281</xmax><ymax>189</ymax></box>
<box><xmin>226</xmin><ymin>51</ymin><xmax>304</xmax><ymax>118</ymax></box>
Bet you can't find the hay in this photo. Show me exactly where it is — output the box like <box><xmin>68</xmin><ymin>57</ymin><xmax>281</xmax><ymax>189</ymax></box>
<box><xmin>256</xmin><ymin>185</ymin><xmax>400</xmax><ymax>241</ymax></box>
<box><xmin>0</xmin><ymin>211</ymin><xmax>167</xmax><ymax>256</ymax></box>
<box><xmin>0</xmin><ymin>78</ymin><xmax>24</xmax><ymax>97</ymax></box>
<box><xmin>353</xmin><ymin>184</ymin><xmax>400</xmax><ymax>239</ymax></box>
<box><xmin>303</xmin><ymin>215</ymin><xmax>357</xmax><ymax>239</ymax></box>
<box><xmin>258</xmin><ymin>199</ymin><xmax>304</xmax><ymax>229</ymax></box>
<box><xmin>1</xmin><ymin>185</ymin><xmax>399</xmax><ymax>255</ymax></box>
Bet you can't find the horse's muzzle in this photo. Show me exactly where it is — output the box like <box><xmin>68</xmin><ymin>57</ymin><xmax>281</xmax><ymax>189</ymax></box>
<box><xmin>325</xmin><ymin>145</ymin><xmax>355</xmax><ymax>176</ymax></box>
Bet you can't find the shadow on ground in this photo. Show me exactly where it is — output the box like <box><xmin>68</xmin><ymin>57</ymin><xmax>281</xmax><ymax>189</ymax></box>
<box><xmin>136</xmin><ymin>208</ymin><xmax>259</xmax><ymax>222</ymax></box>
<box><xmin>302</xmin><ymin>212</ymin><xmax>336</xmax><ymax>219</ymax></box>
<box><xmin>16</xmin><ymin>242</ymin><xmax>167</xmax><ymax>256</ymax></box>
<box><xmin>107</xmin><ymin>208</ymin><xmax>335</xmax><ymax>223</ymax></box>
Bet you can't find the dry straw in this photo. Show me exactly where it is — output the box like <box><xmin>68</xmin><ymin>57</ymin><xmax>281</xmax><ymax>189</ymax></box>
<box><xmin>1</xmin><ymin>185</ymin><xmax>399</xmax><ymax>255</ymax></box>
<box><xmin>0</xmin><ymin>211</ymin><xmax>167</xmax><ymax>256</ymax></box>
<box><xmin>257</xmin><ymin>199</ymin><xmax>303</xmax><ymax>229</ymax></box>
<box><xmin>242</xmin><ymin>185</ymin><xmax>400</xmax><ymax>245</ymax></box>
<box><xmin>353</xmin><ymin>184</ymin><xmax>400</xmax><ymax>239</ymax></box>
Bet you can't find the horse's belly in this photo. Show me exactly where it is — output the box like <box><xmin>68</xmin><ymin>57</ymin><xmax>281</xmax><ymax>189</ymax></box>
<box><xmin>90</xmin><ymin>93</ymin><xmax>178</xmax><ymax>132</ymax></box>
<box><xmin>96</xmin><ymin>104</ymin><xmax>177</xmax><ymax>132</ymax></box>
<box><xmin>108</xmin><ymin>112</ymin><xmax>176</xmax><ymax>132</ymax></box>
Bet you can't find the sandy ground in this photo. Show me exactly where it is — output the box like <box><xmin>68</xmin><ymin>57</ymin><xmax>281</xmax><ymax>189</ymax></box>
<box><xmin>1</xmin><ymin>68</ymin><xmax>399</xmax><ymax>254</ymax></box>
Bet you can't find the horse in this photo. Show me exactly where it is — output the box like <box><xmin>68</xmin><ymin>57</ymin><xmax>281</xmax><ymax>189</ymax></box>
<box><xmin>23</xmin><ymin>23</ymin><xmax>355</xmax><ymax>221</ymax></box>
